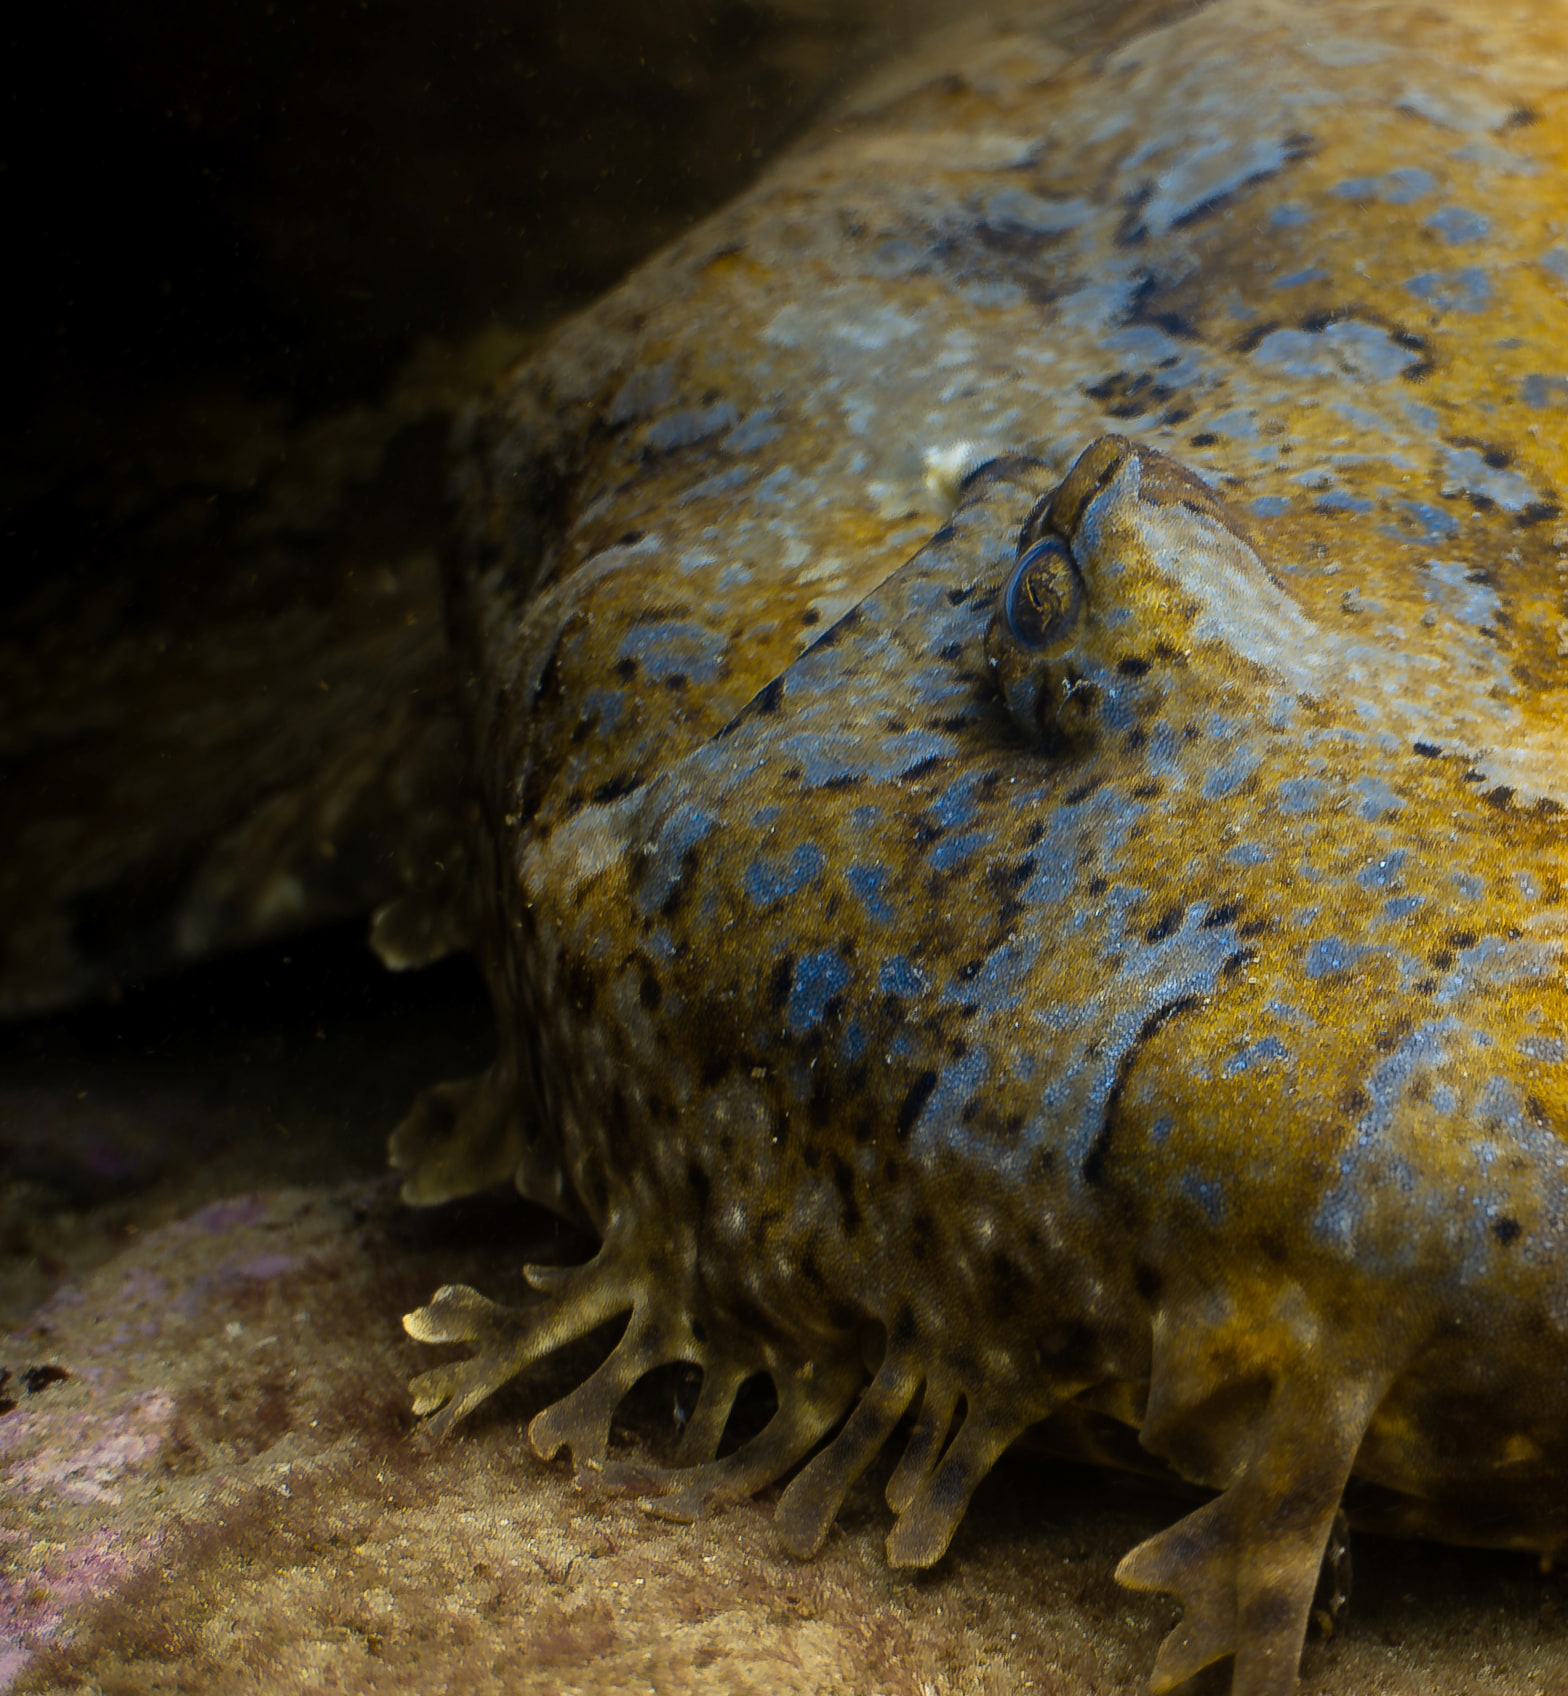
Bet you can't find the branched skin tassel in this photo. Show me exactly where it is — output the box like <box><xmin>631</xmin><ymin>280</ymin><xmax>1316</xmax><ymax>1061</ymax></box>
<box><xmin>399</xmin><ymin>3</ymin><xmax>1568</xmax><ymax>1692</ymax></box>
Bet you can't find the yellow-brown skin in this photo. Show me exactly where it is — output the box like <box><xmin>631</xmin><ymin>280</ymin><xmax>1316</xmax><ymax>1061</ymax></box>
<box><xmin>395</xmin><ymin>4</ymin><xmax>1568</xmax><ymax>1693</ymax></box>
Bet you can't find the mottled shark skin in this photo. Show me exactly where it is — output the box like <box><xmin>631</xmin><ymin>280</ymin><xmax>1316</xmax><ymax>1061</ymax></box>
<box><xmin>400</xmin><ymin>3</ymin><xmax>1568</xmax><ymax>1693</ymax></box>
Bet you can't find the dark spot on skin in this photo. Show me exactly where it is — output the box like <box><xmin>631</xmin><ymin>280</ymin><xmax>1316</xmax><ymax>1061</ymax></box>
<box><xmin>1124</xmin><ymin>273</ymin><xmax>1201</xmax><ymax>341</ymax></box>
<box><xmin>946</xmin><ymin>584</ymin><xmax>977</xmax><ymax>607</ymax></box>
<box><xmin>1134</xmin><ymin>1264</ymin><xmax>1163</xmax><ymax>1303</ymax></box>
<box><xmin>1414</xmin><ymin>976</ymin><xmax>1437</xmax><ymax>995</ymax></box>
<box><xmin>1430</xmin><ymin>950</ymin><xmax>1454</xmax><ymax>971</ymax></box>
<box><xmin>938</xmin><ymin>641</ymin><xmax>964</xmax><ymax>662</ymax></box>
<box><xmin>987</xmin><ymin>1252</ymin><xmax>1023</xmax><ymax>1297</ymax></box>
<box><xmin>686</xmin><ymin>1162</ymin><xmax>710</xmax><ymax>1209</ymax></box>
<box><xmin>1083</xmin><ymin>995</ymin><xmax>1202</xmax><ymax>1184</ymax></box>
<box><xmin>810</xmin><ymin>606</ymin><xmax>864</xmax><ymax>654</ymax></box>
<box><xmin>1339</xmin><ymin>1087</ymin><xmax>1369</xmax><ymax>1117</ymax></box>
<box><xmin>768</xmin><ymin>955</ymin><xmax>795</xmax><ymax>1012</ymax></box>
<box><xmin>700</xmin><ymin>1052</ymin><xmax>728</xmax><ymax>1088</ymax></box>
<box><xmin>901</xmin><ymin>754</ymin><xmax>945</xmax><ymax>782</ymax></box>
<box><xmin>1171</xmin><ymin>137</ymin><xmax>1311</xmax><ymax>229</ymax></box>
<box><xmin>1131</xmin><ymin>780</ymin><xmax>1161</xmax><ymax>800</ymax></box>
<box><xmin>897</xmin><ymin>1071</ymin><xmax>940</xmax><ymax>1139</ymax></box>
<box><xmin>615</xmin><ymin>657</ymin><xmax>638</xmax><ymax>683</ymax></box>
<box><xmin>1220</xmin><ymin>949</ymin><xmax>1254</xmax><ymax>978</ymax></box>
<box><xmin>832</xmin><ymin>1156</ymin><xmax>860</xmax><ymax>1233</ymax></box>
<box><xmin>928</xmin><ymin>523</ymin><xmax>957</xmax><ymax>547</ymax></box>
<box><xmin>1065</xmin><ymin>781</ymin><xmax>1099</xmax><ymax>805</ymax></box>
<box><xmin>561</xmin><ymin>959</ymin><xmax>598</xmax><ymax>1016</ymax></box>
<box><xmin>1517</xmin><ymin>502</ymin><xmax>1561</xmax><ymax>527</ymax></box>
<box><xmin>532</xmin><ymin>628</ymin><xmax>567</xmax><ymax>707</ymax></box>
<box><xmin>754</xmin><ymin>677</ymin><xmax>786</xmax><ymax>715</ymax></box>
<box><xmin>1447</xmin><ymin>929</ymin><xmax>1479</xmax><ymax>950</ymax></box>
<box><xmin>1159</xmin><ymin>406</ymin><xmax>1193</xmax><ymax>427</ymax></box>
<box><xmin>1202</xmin><ymin>900</ymin><xmax>1241</xmax><ymax>929</ymax></box>
<box><xmin>1493</xmin><ymin>1217</ymin><xmax>1522</xmax><ymax>1245</ymax></box>
<box><xmin>800</xmin><ymin>608</ymin><xmax>821</xmax><ymax>626</ymax></box>
<box><xmin>659</xmin><ymin>848</ymin><xmax>701</xmax><ymax>919</ymax></box>
<box><xmin>1084</xmin><ymin>371</ymin><xmax>1176</xmax><ymax>419</ymax></box>
<box><xmin>1413</xmin><ymin>741</ymin><xmax>1442</xmax><ymax>757</ymax></box>
<box><xmin>1190</xmin><ymin>432</ymin><xmax>1219</xmax><ymax>448</ymax></box>
<box><xmin>822</xmin><ymin>771</ymin><xmax>866</xmax><ymax>792</ymax></box>
<box><xmin>935</xmin><ymin>712</ymin><xmax>975</xmax><ymax>733</ymax></box>
<box><xmin>1117</xmin><ymin>656</ymin><xmax>1152</xmax><ymax>677</ymax></box>
<box><xmin>638</xmin><ymin>972</ymin><xmax>662</xmax><ymax>1011</ymax></box>
<box><xmin>1528</xmin><ymin>1095</ymin><xmax>1551</xmax><ymax>1125</ymax></box>
<box><xmin>1115</xmin><ymin>184</ymin><xmax>1153</xmax><ymax>247</ymax></box>
<box><xmin>1144</xmin><ymin>904</ymin><xmax>1184</xmax><ymax>944</ymax></box>
<box><xmin>22</xmin><ymin>1365</ymin><xmax>69</xmax><ymax>1395</ymax></box>
<box><xmin>1235</xmin><ymin>319</ymin><xmax>1284</xmax><ymax>355</ymax></box>
<box><xmin>1087</xmin><ymin>875</ymin><xmax>1109</xmax><ymax>896</ymax></box>
<box><xmin>592</xmin><ymin>772</ymin><xmax>642</xmax><ymax>803</ymax></box>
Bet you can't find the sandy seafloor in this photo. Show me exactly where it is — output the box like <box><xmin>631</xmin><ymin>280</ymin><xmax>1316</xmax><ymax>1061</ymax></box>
<box><xmin>5</xmin><ymin>0</ymin><xmax>1568</xmax><ymax>1690</ymax></box>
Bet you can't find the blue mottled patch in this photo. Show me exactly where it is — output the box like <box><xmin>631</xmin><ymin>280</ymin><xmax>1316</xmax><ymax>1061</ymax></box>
<box><xmin>1305</xmin><ymin>937</ymin><xmax>1367</xmax><ymax>978</ymax></box>
<box><xmin>1278</xmin><ymin>777</ymin><xmax>1327</xmax><ymax>815</ymax></box>
<box><xmin>847</xmin><ymin>863</ymin><xmax>896</xmax><ymax>925</ymax></box>
<box><xmin>1223</xmin><ymin>1037</ymin><xmax>1289</xmax><ymax>1078</ymax></box>
<box><xmin>878</xmin><ymin>955</ymin><xmax>928</xmax><ymax>999</ymax></box>
<box><xmin>1394</xmin><ymin>501</ymin><xmax>1460</xmax><ymax>541</ymax></box>
<box><xmin>1202</xmin><ymin>748</ymin><xmax>1262</xmax><ymax>800</ymax></box>
<box><xmin>1273</xmin><ymin>266</ymin><xmax>1331</xmax><ymax>289</ymax></box>
<box><xmin>787</xmin><ymin>948</ymin><xmax>852</xmax><ymax>1035</ymax></box>
<box><xmin>1331</xmin><ymin>167</ymin><xmax>1435</xmax><ymax>203</ymax></box>
<box><xmin>1426</xmin><ymin>206</ymin><xmax>1489</xmax><ymax>244</ymax></box>
<box><xmin>1357</xmin><ymin>851</ymin><xmax>1407</xmax><ymax>890</ymax></box>
<box><xmin>636</xmin><ymin>804</ymin><xmax>718</xmax><ymax>914</ymax></box>
<box><xmin>1522</xmin><ymin>375</ymin><xmax>1568</xmax><ymax>409</ymax></box>
<box><xmin>1181</xmin><ymin>1175</ymin><xmax>1228</xmax><ymax>1224</ymax></box>
<box><xmin>745</xmin><ymin>842</ymin><xmax>826</xmax><ymax>908</ymax></box>
<box><xmin>1405</xmin><ymin>267</ymin><xmax>1492</xmax><ymax>314</ymax></box>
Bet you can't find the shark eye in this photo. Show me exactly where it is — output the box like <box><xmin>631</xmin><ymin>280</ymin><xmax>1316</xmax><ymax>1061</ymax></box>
<box><xmin>1003</xmin><ymin>535</ymin><xmax>1079</xmax><ymax>649</ymax></box>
